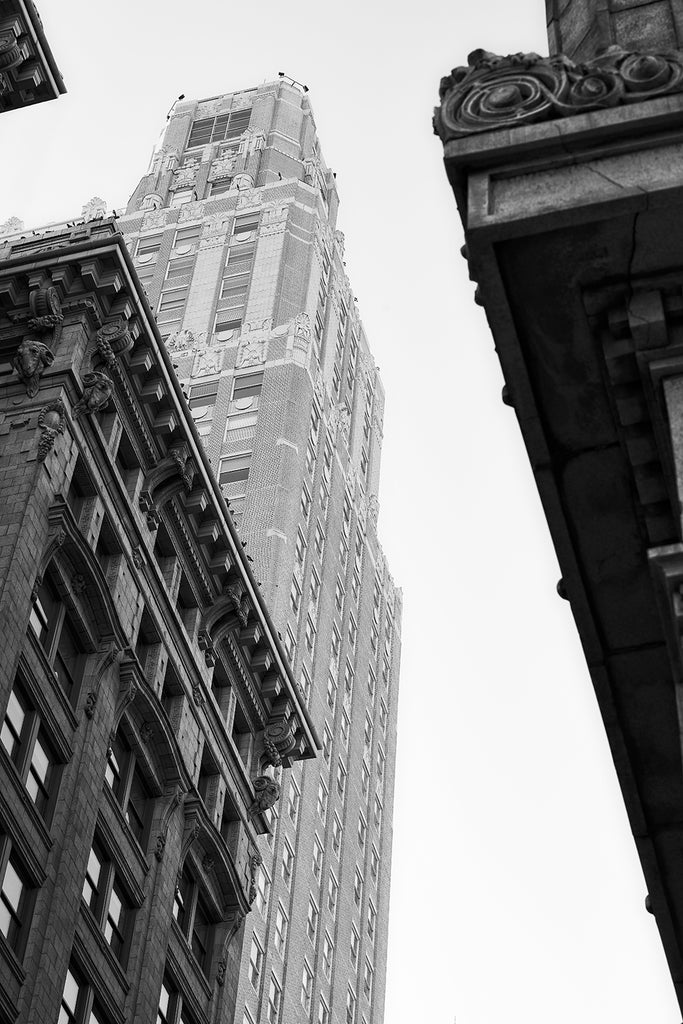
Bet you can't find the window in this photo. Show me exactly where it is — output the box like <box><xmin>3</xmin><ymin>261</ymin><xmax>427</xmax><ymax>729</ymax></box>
<box><xmin>173</xmin><ymin>867</ymin><xmax>214</xmax><ymax>971</ymax></box>
<box><xmin>309</xmin><ymin>570</ymin><xmax>321</xmax><ymax>613</ymax></box>
<box><xmin>214</xmin><ymin>314</ymin><xmax>242</xmax><ymax>343</ymax></box>
<box><xmin>351</xmin><ymin>569</ymin><xmax>361</xmax><ymax>604</ymax></box>
<box><xmin>301</xmin><ymin>486</ymin><xmax>312</xmax><ymax>522</ymax></box>
<box><xmin>209</xmin><ymin>178</ymin><xmax>233</xmax><ymax>195</ymax></box>
<box><xmin>300</xmin><ymin>665</ymin><xmax>312</xmax><ymax>704</ymax></box>
<box><xmin>370</xmin><ymin>846</ymin><xmax>380</xmax><ymax>883</ymax></box>
<box><xmin>353</xmin><ymin>868</ymin><xmax>363</xmax><ymax>908</ymax></box>
<box><xmin>350</xmin><ymin>925</ymin><xmax>360</xmax><ymax>968</ymax></box>
<box><xmin>249</xmin><ymin>935</ymin><xmax>263</xmax><ymax>988</ymax></box>
<box><xmin>346</xmin><ymin>986</ymin><xmax>357</xmax><ymax>1024</ymax></box>
<box><xmin>360</xmin><ymin>447</ymin><xmax>369</xmax><ymax>479</ymax></box>
<box><xmin>376</xmin><ymin>745</ymin><xmax>385</xmax><ymax>781</ymax></box>
<box><xmin>135</xmin><ymin>232</ymin><xmax>162</xmax><ymax>260</ymax></box>
<box><xmin>343</xmin><ymin>660</ymin><xmax>354</xmax><ymax>698</ymax></box>
<box><xmin>317</xmin><ymin>779</ymin><xmax>328</xmax><ymax>823</ymax></box>
<box><xmin>336</xmin><ymin>759</ymin><xmax>347</xmax><ymax>801</ymax></box>
<box><xmin>283</xmin><ymin>626</ymin><xmax>296</xmax><ymax>662</ymax></box>
<box><xmin>358</xmin><ymin>813</ymin><xmax>367</xmax><ymax>850</ymax></box>
<box><xmin>326</xmin><ymin>674</ymin><xmax>337</xmax><ymax>713</ymax></box>
<box><xmin>306</xmin><ymin>898</ymin><xmax>319</xmax><ymax>943</ymax></box>
<box><xmin>1</xmin><ymin>678</ymin><xmax>58</xmax><ymax>816</ymax></box>
<box><xmin>322</xmin><ymin>932</ymin><xmax>334</xmax><ymax>980</ymax></box>
<box><xmin>188</xmin><ymin>108</ymin><xmax>252</xmax><ymax>148</ymax></box>
<box><xmin>289</xmin><ymin>577</ymin><xmax>302</xmax><ymax>615</ymax></box>
<box><xmin>334</xmin><ymin>577</ymin><xmax>345</xmax><ymax>615</ymax></box>
<box><xmin>327</xmin><ymin>870</ymin><xmax>338</xmax><ymax>916</ymax></box>
<box><xmin>305</xmin><ymin>615</ymin><xmax>316</xmax><ymax>655</ymax></box>
<box><xmin>322</xmin><ymin>725</ymin><xmax>333</xmax><ymax>765</ymax></box>
<box><xmin>287</xmin><ymin>779</ymin><xmax>300</xmax><ymax>826</ymax></box>
<box><xmin>368</xmin><ymin>668</ymin><xmax>376</xmax><ymax>700</ymax></box>
<box><xmin>363</xmin><ymin>959</ymin><xmax>374</xmax><ymax>1001</ymax></box>
<box><xmin>157</xmin><ymin>974</ymin><xmax>198</xmax><ymax>1024</ymax></box>
<box><xmin>301</xmin><ymin>960</ymin><xmax>314</xmax><ymax>1013</ymax></box>
<box><xmin>364</xmin><ymin>713</ymin><xmax>373</xmax><ymax>754</ymax></box>
<box><xmin>312</xmin><ymin>835</ymin><xmax>324</xmax><ymax>881</ymax></box>
<box><xmin>348</xmin><ymin>616</ymin><xmax>357</xmax><ymax>651</ymax></box>
<box><xmin>219</xmin><ymin>451</ymin><xmax>251</xmax><ymax>485</ymax></box>
<box><xmin>255</xmin><ymin>865</ymin><xmax>270</xmax><ymax>915</ymax></box>
<box><xmin>367</xmin><ymin>900</ymin><xmax>377</xmax><ymax>941</ymax></box>
<box><xmin>282</xmin><ymin>840</ymin><xmax>294</xmax><ymax>887</ymax></box>
<box><xmin>188</xmin><ymin>379</ymin><xmax>219</xmax><ymax>422</ymax></box>
<box><xmin>361</xmin><ymin>763</ymin><xmax>370</xmax><ymax>800</ymax></box>
<box><xmin>318</xmin><ymin>996</ymin><xmax>330</xmax><ymax>1024</ymax></box>
<box><xmin>0</xmin><ymin>848</ymin><xmax>32</xmax><ymax>953</ymax></box>
<box><xmin>314</xmin><ymin>522</ymin><xmax>325</xmax><ymax>559</ymax></box>
<box><xmin>82</xmin><ymin>839</ymin><xmax>132</xmax><ymax>963</ymax></box>
<box><xmin>331</xmin><ymin>627</ymin><xmax>341</xmax><ymax>673</ymax></box>
<box><xmin>106</xmin><ymin>727</ymin><xmax>151</xmax><ymax>845</ymax></box>
<box><xmin>29</xmin><ymin>575</ymin><xmax>85</xmax><ymax>699</ymax></box>
<box><xmin>374</xmin><ymin>795</ymin><xmax>383</xmax><ymax>831</ymax></box>
<box><xmin>274</xmin><ymin>904</ymin><xmax>288</xmax><ymax>955</ymax></box>
<box><xmin>267</xmin><ymin>973</ymin><xmax>282</xmax><ymax>1024</ymax></box>
<box><xmin>379</xmin><ymin>699</ymin><xmax>388</xmax><ymax>733</ymax></box>
<box><xmin>295</xmin><ymin>529</ymin><xmax>307</xmax><ymax>567</ymax></box>
<box><xmin>232</xmin><ymin>370</ymin><xmax>263</xmax><ymax>401</ymax></box>
<box><xmin>305</xmin><ymin>440</ymin><xmax>316</xmax><ymax>475</ymax></box>
<box><xmin>332</xmin><ymin>814</ymin><xmax>342</xmax><ymax>857</ymax></box>
<box><xmin>59</xmin><ymin>963</ymin><xmax>108</xmax><ymax>1024</ymax></box>
<box><xmin>341</xmin><ymin>712</ymin><xmax>350</xmax><ymax>751</ymax></box>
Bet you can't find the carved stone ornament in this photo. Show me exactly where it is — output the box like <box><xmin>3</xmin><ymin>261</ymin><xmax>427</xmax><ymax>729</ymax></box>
<box><xmin>12</xmin><ymin>336</ymin><xmax>54</xmax><ymax>397</ymax></box>
<box><xmin>139</xmin><ymin>193</ymin><xmax>162</xmax><ymax>212</ymax></box>
<box><xmin>264</xmin><ymin>720</ymin><xmax>297</xmax><ymax>762</ymax></box>
<box><xmin>81</xmin><ymin>197</ymin><xmax>107</xmax><ymax>220</ymax></box>
<box><xmin>248</xmin><ymin>851</ymin><xmax>262</xmax><ymax>904</ymax></box>
<box><xmin>236</xmin><ymin>331</ymin><xmax>267</xmax><ymax>368</ymax></box>
<box><xmin>169</xmin><ymin>159</ymin><xmax>199</xmax><ymax>191</ymax></box>
<box><xmin>208</xmin><ymin>152</ymin><xmax>236</xmax><ymax>181</ymax></box>
<box><xmin>192</xmin><ymin>347</ymin><xmax>224</xmax><ymax>377</ymax></box>
<box><xmin>96</xmin><ymin>318</ymin><xmax>133</xmax><ymax>365</ymax></box>
<box><xmin>0</xmin><ymin>216</ymin><xmax>23</xmax><ymax>236</ymax></box>
<box><xmin>37</xmin><ymin>399</ymin><xmax>67</xmax><ymax>461</ymax></box>
<box><xmin>29</xmin><ymin>284</ymin><xmax>62</xmax><ymax>321</ymax></box>
<box><xmin>72</xmin><ymin>371</ymin><xmax>113</xmax><ymax>418</ymax></box>
<box><xmin>167</xmin><ymin>328</ymin><xmax>201</xmax><ymax>352</ymax></box>
<box><xmin>435</xmin><ymin>46</ymin><xmax>683</xmax><ymax>141</ymax></box>
<box><xmin>248</xmin><ymin>776</ymin><xmax>281</xmax><ymax>817</ymax></box>
<box><xmin>72</xmin><ymin>573</ymin><xmax>87</xmax><ymax>596</ymax></box>
<box><xmin>368</xmin><ymin>494</ymin><xmax>380</xmax><ymax>528</ymax></box>
<box><xmin>0</xmin><ymin>33</ymin><xmax>23</xmax><ymax>70</ymax></box>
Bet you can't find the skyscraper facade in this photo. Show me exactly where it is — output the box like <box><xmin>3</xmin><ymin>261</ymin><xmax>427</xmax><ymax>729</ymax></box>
<box><xmin>119</xmin><ymin>79</ymin><xmax>402</xmax><ymax>1024</ymax></box>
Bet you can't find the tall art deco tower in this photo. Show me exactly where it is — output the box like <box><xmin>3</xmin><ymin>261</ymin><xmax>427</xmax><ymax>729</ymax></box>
<box><xmin>118</xmin><ymin>79</ymin><xmax>402</xmax><ymax>1024</ymax></box>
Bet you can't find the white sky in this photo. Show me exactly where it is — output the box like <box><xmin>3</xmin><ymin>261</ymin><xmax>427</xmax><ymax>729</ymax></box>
<box><xmin>4</xmin><ymin>2</ymin><xmax>681</xmax><ymax>1021</ymax></box>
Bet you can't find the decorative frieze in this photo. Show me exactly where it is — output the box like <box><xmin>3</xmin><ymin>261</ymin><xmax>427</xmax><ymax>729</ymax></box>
<box><xmin>435</xmin><ymin>45</ymin><xmax>683</xmax><ymax>142</ymax></box>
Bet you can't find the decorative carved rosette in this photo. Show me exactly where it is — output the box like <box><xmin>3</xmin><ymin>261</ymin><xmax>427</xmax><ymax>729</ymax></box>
<box><xmin>435</xmin><ymin>46</ymin><xmax>683</xmax><ymax>141</ymax></box>
<box><xmin>264</xmin><ymin>720</ymin><xmax>296</xmax><ymax>764</ymax></box>
<box><xmin>96</xmin><ymin>317</ymin><xmax>133</xmax><ymax>365</ymax></box>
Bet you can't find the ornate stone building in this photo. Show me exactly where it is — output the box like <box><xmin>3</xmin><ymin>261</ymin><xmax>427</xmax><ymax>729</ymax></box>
<box><xmin>117</xmin><ymin>79</ymin><xmax>402</xmax><ymax>1024</ymax></box>
<box><xmin>0</xmin><ymin>218</ymin><xmax>316</xmax><ymax>1023</ymax></box>
<box><xmin>0</xmin><ymin>0</ymin><xmax>64</xmax><ymax>115</ymax></box>
<box><xmin>436</xmin><ymin>0</ymin><xmax>683</xmax><ymax>1013</ymax></box>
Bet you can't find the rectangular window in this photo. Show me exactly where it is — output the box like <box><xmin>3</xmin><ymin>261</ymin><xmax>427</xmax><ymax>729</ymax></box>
<box><xmin>267</xmin><ymin>974</ymin><xmax>281</xmax><ymax>1024</ymax></box>
<box><xmin>358</xmin><ymin>813</ymin><xmax>367</xmax><ymax>850</ymax></box>
<box><xmin>341</xmin><ymin>712</ymin><xmax>350</xmax><ymax>751</ymax></box>
<box><xmin>361</xmin><ymin>762</ymin><xmax>370</xmax><ymax>800</ymax></box>
<box><xmin>343</xmin><ymin>660</ymin><xmax>354</xmax><ymax>698</ymax></box>
<box><xmin>2</xmin><ymin>678</ymin><xmax>58</xmax><ymax>816</ymax></box>
<box><xmin>350</xmin><ymin>925</ymin><xmax>360</xmax><ymax>968</ymax></box>
<box><xmin>336</xmin><ymin>759</ymin><xmax>347</xmax><ymax>801</ymax></box>
<box><xmin>0</xmin><ymin>848</ymin><xmax>31</xmax><ymax>953</ymax></box>
<box><xmin>232</xmin><ymin>370</ymin><xmax>263</xmax><ymax>401</ymax></box>
<box><xmin>300</xmin><ymin>665</ymin><xmax>312</xmax><ymax>704</ymax></box>
<box><xmin>374</xmin><ymin>796</ymin><xmax>383</xmax><ymax>830</ymax></box>
<box><xmin>312</xmin><ymin>835</ymin><xmax>324</xmax><ymax>881</ymax></box>
<box><xmin>306</xmin><ymin>898</ymin><xmax>319</xmax><ymax>943</ymax></box>
<box><xmin>289</xmin><ymin>577</ymin><xmax>302</xmax><ymax>616</ymax></box>
<box><xmin>348</xmin><ymin>615</ymin><xmax>357</xmax><ymax>651</ymax></box>
<box><xmin>335</xmin><ymin>577</ymin><xmax>345</xmax><ymax>615</ymax></box>
<box><xmin>282</xmin><ymin>840</ymin><xmax>295</xmax><ymax>887</ymax></box>
<box><xmin>301</xmin><ymin>961</ymin><xmax>314</xmax><ymax>1013</ymax></box>
<box><xmin>353</xmin><ymin>868</ymin><xmax>363</xmax><ymax>908</ymax></box>
<box><xmin>368</xmin><ymin>668</ymin><xmax>376</xmax><ymax>699</ymax></box>
<box><xmin>295</xmin><ymin>529</ymin><xmax>307</xmax><ymax>567</ymax></box>
<box><xmin>327</xmin><ymin>870</ymin><xmax>338</xmax><ymax>916</ymax></box>
<box><xmin>136</xmin><ymin>232</ymin><xmax>163</xmax><ymax>260</ymax></box>
<box><xmin>188</xmin><ymin>108</ymin><xmax>252</xmax><ymax>148</ymax></box>
<box><xmin>305</xmin><ymin>616</ymin><xmax>316</xmax><ymax>656</ymax></box>
<box><xmin>287</xmin><ymin>779</ymin><xmax>300</xmax><ymax>826</ymax></box>
<box><xmin>326</xmin><ymin>674</ymin><xmax>337</xmax><ymax>713</ymax></box>
<box><xmin>370</xmin><ymin>846</ymin><xmax>380</xmax><ymax>883</ymax></box>
<box><xmin>318</xmin><ymin>998</ymin><xmax>330</xmax><ymax>1024</ymax></box>
<box><xmin>332</xmin><ymin>814</ymin><xmax>342</xmax><ymax>857</ymax></box>
<box><xmin>82</xmin><ymin>838</ymin><xmax>133</xmax><ymax>963</ymax></box>
<box><xmin>249</xmin><ymin>935</ymin><xmax>263</xmax><ymax>988</ymax></box>
<box><xmin>322</xmin><ymin>725</ymin><xmax>333</xmax><ymax>765</ymax></box>
<box><xmin>363</xmin><ymin>959</ymin><xmax>374</xmax><ymax>1001</ymax></box>
<box><xmin>314</xmin><ymin>522</ymin><xmax>325</xmax><ymax>560</ymax></box>
<box><xmin>364</xmin><ymin>713</ymin><xmax>373</xmax><ymax>754</ymax></box>
<box><xmin>30</xmin><ymin>575</ymin><xmax>85</xmax><ymax>700</ymax></box>
<box><xmin>255</xmin><ymin>865</ymin><xmax>270</xmax><ymax>916</ymax></box>
<box><xmin>379</xmin><ymin>699</ymin><xmax>388</xmax><ymax>733</ymax></box>
<box><xmin>284</xmin><ymin>626</ymin><xmax>296</xmax><ymax>662</ymax></box>
<box><xmin>317</xmin><ymin>780</ymin><xmax>328</xmax><ymax>823</ymax></box>
<box><xmin>300</xmin><ymin>485</ymin><xmax>312</xmax><ymax>522</ymax></box>
<box><xmin>367</xmin><ymin>900</ymin><xmax>376</xmax><ymax>940</ymax></box>
<box><xmin>347</xmin><ymin>987</ymin><xmax>357</xmax><ymax>1024</ymax></box>
<box><xmin>274</xmin><ymin>904</ymin><xmax>288</xmax><ymax>955</ymax></box>
<box><xmin>309</xmin><ymin>569</ymin><xmax>321</xmax><ymax>613</ymax></box>
<box><xmin>322</xmin><ymin>932</ymin><xmax>334</xmax><ymax>981</ymax></box>
<box><xmin>209</xmin><ymin>178</ymin><xmax>233</xmax><ymax>195</ymax></box>
<box><xmin>106</xmin><ymin>727</ymin><xmax>150</xmax><ymax>845</ymax></box>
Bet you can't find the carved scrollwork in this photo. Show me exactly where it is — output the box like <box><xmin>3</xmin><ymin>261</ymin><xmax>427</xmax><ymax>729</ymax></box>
<box><xmin>264</xmin><ymin>720</ymin><xmax>296</xmax><ymax>765</ymax></box>
<box><xmin>96</xmin><ymin>317</ymin><xmax>133</xmax><ymax>366</ymax></box>
<box><xmin>435</xmin><ymin>46</ymin><xmax>683</xmax><ymax>141</ymax></box>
